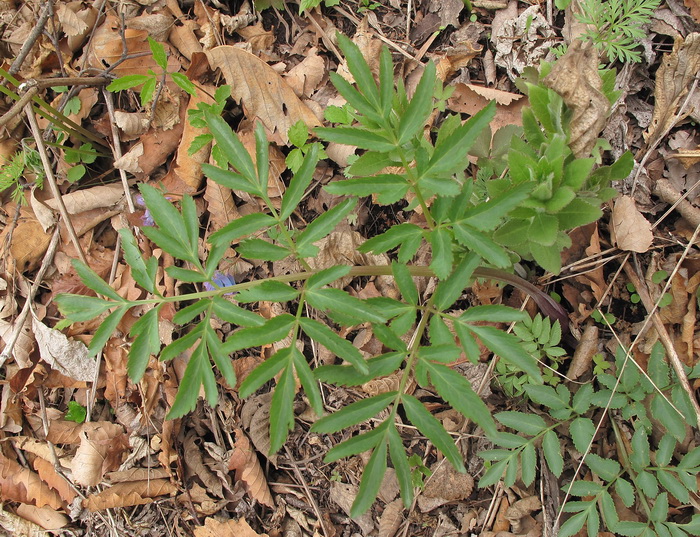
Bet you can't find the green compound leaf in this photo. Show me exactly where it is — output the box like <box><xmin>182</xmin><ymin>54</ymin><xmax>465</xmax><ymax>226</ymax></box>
<box><xmin>570</xmin><ymin>416</ymin><xmax>596</xmax><ymax>453</ymax></box>
<box><xmin>128</xmin><ymin>306</ymin><xmax>162</xmax><ymax>383</ymax></box>
<box><xmin>324</xmin><ymin>422</ymin><xmax>390</xmax><ymax>462</ymax></box>
<box><xmin>335</xmin><ymin>33</ymin><xmax>381</xmax><ymax>111</ymax></box>
<box><xmin>212</xmin><ymin>297</ymin><xmax>265</xmax><ymax>327</ymax></box>
<box><xmin>239</xmin><ymin>346</ymin><xmax>291</xmax><ymax>398</ymax></box>
<box><xmin>269</xmin><ymin>362</ymin><xmax>297</xmax><ymax>454</ymax></box>
<box><xmin>280</xmin><ymin>142</ymin><xmax>319</xmax><ymax>220</ymax></box>
<box><xmin>299</xmin><ymin>317</ymin><xmax>367</xmax><ymax>374</ymax></box>
<box><xmin>523</xmin><ymin>383</ymin><xmax>570</xmax><ymax>410</ymax></box>
<box><xmin>170</xmin><ymin>72</ymin><xmax>197</xmax><ymax>96</ymax></box>
<box><xmin>106</xmin><ymin>74</ymin><xmax>153</xmax><ymax>92</ymax></box>
<box><xmin>630</xmin><ymin>427</ymin><xmax>651</xmax><ymax>471</ymax></box>
<box><xmin>324</xmin><ymin>175</ymin><xmax>409</xmax><ymax>206</ymax></box>
<box><xmin>148</xmin><ymin>37</ymin><xmax>168</xmax><ymax>70</ymax></box>
<box><xmin>306</xmin><ymin>265</ymin><xmax>352</xmax><ymax>290</ymax></box>
<box><xmin>427</xmin><ymin>227</ymin><xmax>454</xmax><ymax>280</ymax></box>
<box><xmin>520</xmin><ymin>441</ymin><xmax>537</xmax><ymax>486</ymax></box>
<box><xmin>204</xmin><ymin>112</ymin><xmax>257</xmax><ymax>181</ymax></box>
<box><xmin>221</xmin><ymin>314</ymin><xmax>295</xmax><ymax>353</ymax></box>
<box><xmin>452</xmin><ymin>224</ymin><xmax>512</xmax><ymax>268</ymax></box>
<box><xmin>292</xmin><ymin>346</ymin><xmax>323</xmax><ymax>415</ymax></box>
<box><xmin>351</xmin><ymin>439</ymin><xmax>388</xmax><ymax>518</ymax></box>
<box><xmin>459</xmin><ymin>305</ymin><xmax>528</xmax><ymax>324</ymax></box>
<box><xmin>167</xmin><ymin>341</ymin><xmax>216</xmax><ymax>419</ymax></box>
<box><xmin>237</xmin><ymin>238</ymin><xmax>290</xmax><ymax>261</ymax></box>
<box><xmin>657</xmin><ymin>470</ymin><xmax>690</xmax><ymax>503</ymax></box>
<box><xmin>54</xmin><ymin>294</ymin><xmax>115</xmax><ymax>323</ymax></box>
<box><xmin>72</xmin><ymin>259</ymin><xmax>123</xmax><ymax>301</ymax></box>
<box><xmin>119</xmin><ymin>228</ymin><xmax>156</xmax><ymax>294</ymax></box>
<box><xmin>402</xmin><ymin>394</ymin><xmax>465</xmax><ymax>472</ymax></box>
<box><xmin>420</xmin><ymin>361</ymin><xmax>497</xmax><ymax>437</ymax></box>
<box><xmin>314</xmin><ymin>352</ymin><xmax>405</xmax><ymax>386</ymax></box>
<box><xmin>392</xmin><ymin>262</ymin><xmax>418</xmax><ymax>305</ymax></box>
<box><xmin>209</xmin><ymin>212</ymin><xmax>276</xmax><ymax>246</ymax></box>
<box><xmin>201</xmin><ymin>164</ymin><xmax>260</xmax><ymax>196</ymax></box>
<box><xmin>542</xmin><ymin>429</ymin><xmax>563</xmax><ymax>477</ymax></box>
<box><xmin>312</xmin><ymin>392</ymin><xmax>397</xmax><ymax>434</ymax></box>
<box><xmin>467</xmin><ymin>324</ymin><xmax>542</xmax><ymax>382</ymax></box>
<box><xmin>398</xmin><ymin>61</ymin><xmax>436</xmax><ymax>144</ymax></box>
<box><xmin>387</xmin><ymin>425</ymin><xmax>413</xmax><ymax>506</ymax></box>
<box><xmin>359</xmin><ymin>223</ymin><xmax>423</xmax><ymax>255</ymax></box>
<box><xmin>305</xmin><ymin>288</ymin><xmax>388</xmax><ymax>324</ymax></box>
<box><xmin>314</xmin><ymin>127</ymin><xmax>396</xmax><ymax>152</ymax></box>
<box><xmin>297</xmin><ymin>198</ymin><xmax>356</xmax><ymax>253</ymax></box>
<box><xmin>585</xmin><ymin>453</ymin><xmax>621</xmax><ymax>482</ymax></box>
<box><xmin>433</xmin><ymin>252</ymin><xmax>480</xmax><ymax>311</ymax></box>
<box><xmin>88</xmin><ymin>305</ymin><xmax>129</xmax><ymax>357</ymax></box>
<box><xmin>235</xmin><ymin>281</ymin><xmax>299</xmax><ymax>303</ymax></box>
<box><xmin>495</xmin><ymin>411</ymin><xmax>547</xmax><ymax>436</ymax></box>
<box><xmin>558</xmin><ymin>511</ymin><xmax>588</xmax><ymax>537</ymax></box>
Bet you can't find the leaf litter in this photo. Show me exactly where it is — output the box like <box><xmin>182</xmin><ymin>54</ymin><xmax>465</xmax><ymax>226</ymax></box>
<box><xmin>0</xmin><ymin>1</ymin><xmax>698</xmax><ymax>536</ymax></box>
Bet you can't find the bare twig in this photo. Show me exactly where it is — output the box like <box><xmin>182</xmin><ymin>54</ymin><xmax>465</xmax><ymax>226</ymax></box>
<box><xmin>0</xmin><ymin>227</ymin><xmax>60</xmax><ymax>369</ymax></box>
<box><xmin>24</xmin><ymin>103</ymin><xmax>88</xmax><ymax>265</ymax></box>
<box><xmin>102</xmin><ymin>88</ymin><xmax>136</xmax><ymax>213</ymax></box>
<box><xmin>8</xmin><ymin>2</ymin><xmax>53</xmax><ymax>76</ymax></box>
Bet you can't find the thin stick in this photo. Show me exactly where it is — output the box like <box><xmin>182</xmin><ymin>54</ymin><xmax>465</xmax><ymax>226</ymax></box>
<box><xmin>0</xmin><ymin>227</ymin><xmax>60</xmax><ymax>369</ymax></box>
<box><xmin>102</xmin><ymin>88</ymin><xmax>135</xmax><ymax>212</ymax></box>
<box><xmin>24</xmin><ymin>103</ymin><xmax>88</xmax><ymax>265</ymax></box>
<box><xmin>8</xmin><ymin>2</ymin><xmax>53</xmax><ymax>75</ymax></box>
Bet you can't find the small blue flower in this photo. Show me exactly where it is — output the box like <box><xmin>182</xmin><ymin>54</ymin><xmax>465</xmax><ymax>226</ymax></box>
<box><xmin>134</xmin><ymin>194</ymin><xmax>155</xmax><ymax>227</ymax></box>
<box><xmin>204</xmin><ymin>271</ymin><xmax>236</xmax><ymax>295</ymax></box>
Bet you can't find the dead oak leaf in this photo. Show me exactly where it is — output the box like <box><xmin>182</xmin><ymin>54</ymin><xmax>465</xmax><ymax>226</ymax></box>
<box><xmin>612</xmin><ymin>195</ymin><xmax>654</xmax><ymax>253</ymax></box>
<box><xmin>228</xmin><ymin>429</ymin><xmax>274</xmax><ymax>507</ymax></box>
<box><xmin>194</xmin><ymin>517</ymin><xmax>269</xmax><ymax>537</ymax></box>
<box><xmin>206</xmin><ymin>45</ymin><xmax>320</xmax><ymax>145</ymax></box>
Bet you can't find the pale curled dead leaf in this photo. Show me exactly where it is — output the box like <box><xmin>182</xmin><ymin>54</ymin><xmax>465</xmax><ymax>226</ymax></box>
<box><xmin>227</xmin><ymin>429</ymin><xmax>274</xmax><ymax>507</ymax></box>
<box><xmin>329</xmin><ymin>482</ymin><xmax>375</xmax><ymax>534</ymax></box>
<box><xmin>240</xmin><ymin>392</ymin><xmax>278</xmax><ymax>466</ymax></box>
<box><xmin>542</xmin><ymin>40</ymin><xmax>609</xmax><ymax>158</ymax></box>
<box><xmin>71</xmin><ymin>424</ymin><xmax>129</xmax><ymax>487</ymax></box>
<box><xmin>32</xmin><ymin>316</ymin><xmax>96</xmax><ymax>382</ymax></box>
<box><xmin>206</xmin><ymin>46</ymin><xmax>321</xmax><ymax>144</ymax></box>
<box><xmin>0</xmin><ymin>505</ymin><xmax>46</xmax><ymax>537</ymax></box>
<box><xmin>83</xmin><ymin>479</ymin><xmax>177</xmax><ymax>511</ymax></box>
<box><xmin>15</xmin><ymin>504</ymin><xmax>68</xmax><ymax>531</ymax></box>
<box><xmin>612</xmin><ymin>195</ymin><xmax>654</xmax><ymax>253</ymax></box>
<box><xmin>378</xmin><ymin>499</ymin><xmax>404</xmax><ymax>537</ymax></box>
<box><xmin>646</xmin><ymin>33</ymin><xmax>700</xmax><ymax>146</ymax></box>
<box><xmin>417</xmin><ymin>462</ymin><xmax>474</xmax><ymax>512</ymax></box>
<box><xmin>0</xmin><ymin>452</ymin><xmax>63</xmax><ymax>509</ymax></box>
<box><xmin>193</xmin><ymin>517</ymin><xmax>269</xmax><ymax>537</ymax></box>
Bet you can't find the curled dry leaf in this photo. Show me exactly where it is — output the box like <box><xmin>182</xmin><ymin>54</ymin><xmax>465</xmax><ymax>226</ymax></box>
<box><xmin>0</xmin><ymin>203</ymin><xmax>52</xmax><ymax>272</ymax></box>
<box><xmin>115</xmin><ymin>111</ymin><xmax>149</xmax><ymax>137</ymax></box>
<box><xmin>71</xmin><ymin>424</ymin><xmax>129</xmax><ymax>487</ymax></box>
<box><xmin>611</xmin><ymin>195</ymin><xmax>654</xmax><ymax>253</ymax></box>
<box><xmin>15</xmin><ymin>504</ymin><xmax>68</xmax><ymax>531</ymax></box>
<box><xmin>32</xmin><ymin>316</ymin><xmax>95</xmax><ymax>382</ymax></box>
<box><xmin>0</xmin><ymin>452</ymin><xmax>63</xmax><ymax>509</ymax></box>
<box><xmin>206</xmin><ymin>46</ymin><xmax>321</xmax><ymax>145</ymax></box>
<box><xmin>378</xmin><ymin>499</ymin><xmax>404</xmax><ymax>537</ymax></box>
<box><xmin>193</xmin><ymin>517</ymin><xmax>269</xmax><ymax>537</ymax></box>
<box><xmin>183</xmin><ymin>432</ymin><xmax>224</xmax><ymax>498</ymax></box>
<box><xmin>542</xmin><ymin>40</ymin><xmax>610</xmax><ymax>158</ymax></box>
<box><xmin>0</xmin><ymin>317</ymin><xmax>35</xmax><ymax>368</ymax></box>
<box><xmin>329</xmin><ymin>481</ymin><xmax>375</xmax><ymax>534</ymax></box>
<box><xmin>646</xmin><ymin>33</ymin><xmax>700</xmax><ymax>147</ymax></box>
<box><xmin>32</xmin><ymin>457</ymin><xmax>77</xmax><ymax>504</ymax></box>
<box><xmin>417</xmin><ymin>462</ymin><xmax>474</xmax><ymax>512</ymax></box>
<box><xmin>83</xmin><ymin>479</ymin><xmax>177</xmax><ymax>511</ymax></box>
<box><xmin>0</xmin><ymin>504</ymin><xmax>47</xmax><ymax>537</ymax></box>
<box><xmin>228</xmin><ymin>429</ymin><xmax>274</xmax><ymax>507</ymax></box>
<box><xmin>241</xmin><ymin>391</ymin><xmax>278</xmax><ymax>466</ymax></box>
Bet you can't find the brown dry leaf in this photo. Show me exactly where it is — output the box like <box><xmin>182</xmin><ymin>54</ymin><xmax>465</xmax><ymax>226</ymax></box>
<box><xmin>0</xmin><ymin>203</ymin><xmax>52</xmax><ymax>272</ymax></box>
<box><xmin>206</xmin><ymin>46</ymin><xmax>321</xmax><ymax>145</ymax></box>
<box><xmin>0</xmin><ymin>317</ymin><xmax>34</xmax><ymax>368</ymax></box>
<box><xmin>32</xmin><ymin>457</ymin><xmax>77</xmax><ymax>504</ymax></box>
<box><xmin>114</xmin><ymin>142</ymin><xmax>144</xmax><ymax>174</ymax></box>
<box><xmin>228</xmin><ymin>429</ymin><xmax>274</xmax><ymax>507</ymax></box>
<box><xmin>0</xmin><ymin>452</ymin><xmax>63</xmax><ymax>509</ymax></box>
<box><xmin>284</xmin><ymin>47</ymin><xmax>325</xmax><ymax>98</ymax></box>
<box><xmin>612</xmin><ymin>195</ymin><xmax>654</xmax><ymax>253</ymax></box>
<box><xmin>378</xmin><ymin>499</ymin><xmax>404</xmax><ymax>537</ymax></box>
<box><xmin>646</xmin><ymin>33</ymin><xmax>700</xmax><ymax>147</ymax></box>
<box><xmin>362</xmin><ymin>371</ymin><xmax>416</xmax><ymax>397</ymax></box>
<box><xmin>567</xmin><ymin>324</ymin><xmax>599</xmax><ymax>380</ymax></box>
<box><xmin>669</xmin><ymin>148</ymin><xmax>700</xmax><ymax>169</ymax></box>
<box><xmin>237</xmin><ymin>21</ymin><xmax>275</xmax><ymax>51</ymax></box>
<box><xmin>194</xmin><ymin>517</ymin><xmax>269</xmax><ymax>537</ymax></box>
<box><xmin>685</xmin><ymin>0</ymin><xmax>700</xmax><ymax>22</ymax></box>
<box><xmin>204</xmin><ymin>179</ymin><xmax>240</xmax><ymax>232</ymax></box>
<box><xmin>238</xmin><ymin>122</ymin><xmax>287</xmax><ymax>201</ymax></box>
<box><xmin>447</xmin><ymin>83</ymin><xmax>526</xmax><ymax>133</ymax></box>
<box><xmin>83</xmin><ymin>479</ymin><xmax>177</xmax><ymax>511</ymax></box>
<box><xmin>106</xmin><ymin>467</ymin><xmax>171</xmax><ymax>483</ymax></box>
<box><xmin>183</xmin><ymin>431</ymin><xmax>224</xmax><ymax>498</ymax></box>
<box><xmin>240</xmin><ymin>392</ymin><xmax>278</xmax><ymax>466</ymax></box>
<box><xmin>542</xmin><ymin>40</ymin><xmax>609</xmax><ymax>158</ymax></box>
<box><xmin>44</xmin><ymin>184</ymin><xmax>124</xmax><ymax>214</ymax></box>
<box><xmin>162</xmin><ymin>87</ymin><xmax>216</xmax><ymax>193</ymax></box>
<box><xmin>32</xmin><ymin>316</ymin><xmax>95</xmax><ymax>382</ymax></box>
<box><xmin>506</xmin><ymin>496</ymin><xmax>541</xmax><ymax>534</ymax></box>
<box><xmin>417</xmin><ymin>462</ymin><xmax>474</xmax><ymax>512</ymax></box>
<box><xmin>329</xmin><ymin>482</ymin><xmax>375</xmax><ymax>534</ymax></box>
<box><xmin>15</xmin><ymin>504</ymin><xmax>68</xmax><ymax>531</ymax></box>
<box><xmin>87</xmin><ymin>15</ymin><xmax>181</xmax><ymax>79</ymax></box>
<box><xmin>0</xmin><ymin>505</ymin><xmax>46</xmax><ymax>537</ymax></box>
<box><xmin>71</xmin><ymin>423</ymin><xmax>129</xmax><ymax>486</ymax></box>
<box><xmin>115</xmin><ymin>111</ymin><xmax>149</xmax><ymax>137</ymax></box>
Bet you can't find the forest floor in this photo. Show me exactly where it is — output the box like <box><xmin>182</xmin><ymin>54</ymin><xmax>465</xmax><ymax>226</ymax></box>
<box><xmin>0</xmin><ymin>0</ymin><xmax>700</xmax><ymax>536</ymax></box>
